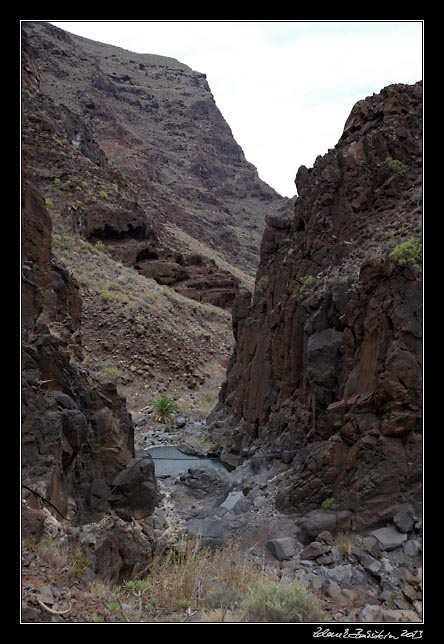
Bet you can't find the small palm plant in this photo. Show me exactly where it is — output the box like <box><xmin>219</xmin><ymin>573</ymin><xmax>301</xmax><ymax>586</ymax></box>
<box><xmin>151</xmin><ymin>397</ymin><xmax>180</xmax><ymax>425</ymax></box>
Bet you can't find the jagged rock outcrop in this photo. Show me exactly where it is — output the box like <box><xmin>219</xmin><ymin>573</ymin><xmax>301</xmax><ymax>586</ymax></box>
<box><xmin>22</xmin><ymin>21</ymin><xmax>287</xmax><ymax>277</ymax></box>
<box><xmin>209</xmin><ymin>82</ymin><xmax>422</xmax><ymax>530</ymax></box>
<box><xmin>22</xmin><ymin>176</ymin><xmax>157</xmax><ymax>579</ymax></box>
<box><xmin>134</xmin><ymin>248</ymin><xmax>239</xmax><ymax>309</ymax></box>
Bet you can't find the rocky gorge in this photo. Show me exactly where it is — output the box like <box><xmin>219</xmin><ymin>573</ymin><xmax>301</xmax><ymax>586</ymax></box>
<box><xmin>21</xmin><ymin>21</ymin><xmax>422</xmax><ymax>625</ymax></box>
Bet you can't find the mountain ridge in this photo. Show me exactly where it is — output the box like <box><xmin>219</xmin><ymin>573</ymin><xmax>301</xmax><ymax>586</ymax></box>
<box><xmin>22</xmin><ymin>20</ymin><xmax>287</xmax><ymax>278</ymax></box>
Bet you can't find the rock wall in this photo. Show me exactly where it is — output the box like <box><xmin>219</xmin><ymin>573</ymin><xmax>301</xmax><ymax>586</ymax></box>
<box><xmin>22</xmin><ymin>177</ymin><xmax>157</xmax><ymax>579</ymax></box>
<box><xmin>209</xmin><ymin>82</ymin><xmax>423</xmax><ymax>530</ymax></box>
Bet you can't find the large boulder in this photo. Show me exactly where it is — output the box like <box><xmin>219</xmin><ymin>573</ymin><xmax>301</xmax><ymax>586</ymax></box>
<box><xmin>371</xmin><ymin>526</ymin><xmax>408</xmax><ymax>551</ymax></box>
<box><xmin>110</xmin><ymin>457</ymin><xmax>157</xmax><ymax>520</ymax></box>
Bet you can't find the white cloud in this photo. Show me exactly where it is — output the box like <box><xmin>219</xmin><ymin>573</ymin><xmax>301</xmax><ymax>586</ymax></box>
<box><xmin>50</xmin><ymin>21</ymin><xmax>423</xmax><ymax>197</ymax></box>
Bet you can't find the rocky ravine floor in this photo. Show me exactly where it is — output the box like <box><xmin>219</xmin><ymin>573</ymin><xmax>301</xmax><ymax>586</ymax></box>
<box><xmin>133</xmin><ymin>415</ymin><xmax>423</xmax><ymax>624</ymax></box>
<box><xmin>22</xmin><ymin>401</ymin><xmax>422</xmax><ymax>624</ymax></box>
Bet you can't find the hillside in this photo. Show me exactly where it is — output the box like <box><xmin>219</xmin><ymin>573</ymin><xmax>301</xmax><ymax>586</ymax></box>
<box><xmin>22</xmin><ymin>20</ymin><xmax>287</xmax><ymax>409</ymax></box>
<box><xmin>22</xmin><ymin>20</ymin><xmax>287</xmax><ymax>278</ymax></box>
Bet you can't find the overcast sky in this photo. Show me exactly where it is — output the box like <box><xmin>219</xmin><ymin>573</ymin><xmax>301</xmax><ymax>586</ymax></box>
<box><xmin>50</xmin><ymin>21</ymin><xmax>423</xmax><ymax>197</ymax></box>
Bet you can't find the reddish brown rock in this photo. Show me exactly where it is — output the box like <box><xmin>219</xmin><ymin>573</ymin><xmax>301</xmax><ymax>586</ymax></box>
<box><xmin>21</xmin><ymin>178</ymin><xmax>157</xmax><ymax>534</ymax></box>
<box><xmin>209</xmin><ymin>82</ymin><xmax>422</xmax><ymax>530</ymax></box>
<box><xmin>21</xmin><ymin>20</ymin><xmax>287</xmax><ymax>277</ymax></box>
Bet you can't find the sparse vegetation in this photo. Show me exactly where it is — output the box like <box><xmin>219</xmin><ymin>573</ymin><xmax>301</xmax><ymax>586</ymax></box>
<box><xmin>108</xmin><ymin>282</ymin><xmax>122</xmax><ymax>291</ymax></box>
<box><xmin>299</xmin><ymin>274</ymin><xmax>316</xmax><ymax>293</ymax></box>
<box><xmin>142</xmin><ymin>292</ymin><xmax>158</xmax><ymax>304</ymax></box>
<box><xmin>148</xmin><ymin>537</ymin><xmax>263</xmax><ymax>613</ymax></box>
<box><xmin>29</xmin><ymin>538</ymin><xmax>68</xmax><ymax>568</ymax></box>
<box><xmin>385</xmin><ymin>156</ymin><xmax>403</xmax><ymax>172</ymax></box>
<box><xmin>99</xmin><ymin>190</ymin><xmax>108</xmax><ymax>200</ymax></box>
<box><xmin>204</xmin><ymin>584</ymin><xmax>243</xmax><ymax>621</ymax></box>
<box><xmin>45</xmin><ymin>197</ymin><xmax>54</xmax><ymax>209</ymax></box>
<box><xmin>98</xmin><ymin>366</ymin><xmax>124</xmax><ymax>384</ymax></box>
<box><xmin>23</xmin><ymin>533</ymin><xmax>327</xmax><ymax>622</ymax></box>
<box><xmin>69</xmin><ymin>555</ymin><xmax>91</xmax><ymax>578</ymax></box>
<box><xmin>200</xmin><ymin>388</ymin><xmax>220</xmax><ymax>416</ymax></box>
<box><xmin>256</xmin><ymin>275</ymin><xmax>269</xmax><ymax>291</ymax></box>
<box><xmin>79</xmin><ymin>275</ymin><xmax>92</xmax><ymax>288</ymax></box>
<box><xmin>112</xmin><ymin>183</ymin><xmax>119</xmax><ymax>193</ymax></box>
<box><xmin>321</xmin><ymin>497</ymin><xmax>337</xmax><ymax>512</ymax></box>
<box><xmin>54</xmin><ymin>177</ymin><xmax>62</xmax><ymax>185</ymax></box>
<box><xmin>95</xmin><ymin>240</ymin><xmax>106</xmax><ymax>254</ymax></box>
<box><xmin>241</xmin><ymin>579</ymin><xmax>326</xmax><ymax>622</ymax></box>
<box><xmin>100</xmin><ymin>289</ymin><xmax>113</xmax><ymax>302</ymax></box>
<box><xmin>52</xmin><ymin>233</ymin><xmax>75</xmax><ymax>249</ymax></box>
<box><xmin>114</xmin><ymin>580</ymin><xmax>153</xmax><ymax>622</ymax></box>
<box><xmin>151</xmin><ymin>397</ymin><xmax>180</xmax><ymax>424</ymax></box>
<box><xmin>389</xmin><ymin>237</ymin><xmax>422</xmax><ymax>272</ymax></box>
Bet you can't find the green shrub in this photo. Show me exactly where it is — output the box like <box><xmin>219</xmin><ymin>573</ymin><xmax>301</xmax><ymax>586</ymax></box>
<box><xmin>205</xmin><ymin>584</ymin><xmax>243</xmax><ymax>610</ymax></box>
<box><xmin>108</xmin><ymin>282</ymin><xmax>122</xmax><ymax>291</ymax></box>
<box><xmin>112</xmin><ymin>183</ymin><xmax>119</xmax><ymax>193</ymax></box>
<box><xmin>143</xmin><ymin>292</ymin><xmax>158</xmax><ymax>303</ymax></box>
<box><xmin>321</xmin><ymin>497</ymin><xmax>337</xmax><ymax>512</ymax></box>
<box><xmin>256</xmin><ymin>275</ymin><xmax>269</xmax><ymax>291</ymax></box>
<box><xmin>54</xmin><ymin>177</ymin><xmax>61</xmax><ymax>185</ymax></box>
<box><xmin>79</xmin><ymin>275</ymin><xmax>92</xmax><ymax>288</ymax></box>
<box><xmin>100</xmin><ymin>289</ymin><xmax>113</xmax><ymax>302</ymax></box>
<box><xmin>299</xmin><ymin>275</ymin><xmax>316</xmax><ymax>294</ymax></box>
<box><xmin>100</xmin><ymin>190</ymin><xmax>108</xmax><ymax>200</ymax></box>
<box><xmin>385</xmin><ymin>156</ymin><xmax>402</xmax><ymax>172</ymax></box>
<box><xmin>45</xmin><ymin>197</ymin><xmax>54</xmax><ymax>209</ymax></box>
<box><xmin>389</xmin><ymin>237</ymin><xmax>422</xmax><ymax>272</ymax></box>
<box><xmin>52</xmin><ymin>233</ymin><xmax>74</xmax><ymax>249</ymax></box>
<box><xmin>98</xmin><ymin>366</ymin><xmax>124</xmax><ymax>384</ymax></box>
<box><xmin>95</xmin><ymin>240</ymin><xmax>106</xmax><ymax>253</ymax></box>
<box><xmin>241</xmin><ymin>579</ymin><xmax>326</xmax><ymax>622</ymax></box>
<box><xmin>115</xmin><ymin>580</ymin><xmax>153</xmax><ymax>622</ymax></box>
<box><xmin>69</xmin><ymin>555</ymin><xmax>91</xmax><ymax>578</ymax></box>
<box><xmin>151</xmin><ymin>397</ymin><xmax>180</xmax><ymax>424</ymax></box>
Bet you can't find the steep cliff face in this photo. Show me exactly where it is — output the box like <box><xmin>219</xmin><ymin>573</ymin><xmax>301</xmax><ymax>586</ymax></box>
<box><xmin>210</xmin><ymin>82</ymin><xmax>422</xmax><ymax>530</ymax></box>
<box><xmin>22</xmin><ymin>21</ymin><xmax>287</xmax><ymax>277</ymax></box>
<box><xmin>22</xmin><ymin>177</ymin><xmax>157</xmax><ymax>580</ymax></box>
<box><xmin>21</xmin><ymin>23</ymin><xmax>242</xmax><ymax>409</ymax></box>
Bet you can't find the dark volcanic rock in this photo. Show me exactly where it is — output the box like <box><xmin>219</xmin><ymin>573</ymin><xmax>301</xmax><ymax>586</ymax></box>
<box><xmin>266</xmin><ymin>537</ymin><xmax>297</xmax><ymax>561</ymax></box>
<box><xmin>178</xmin><ymin>467</ymin><xmax>230</xmax><ymax>498</ymax></box>
<box><xmin>300</xmin><ymin>541</ymin><xmax>332</xmax><ymax>560</ymax></box>
<box><xmin>110</xmin><ymin>457</ymin><xmax>157</xmax><ymax>520</ymax></box>
<box><xmin>21</xmin><ymin>177</ymin><xmax>157</xmax><ymax>574</ymax></box>
<box><xmin>209</xmin><ymin>82</ymin><xmax>422</xmax><ymax>530</ymax></box>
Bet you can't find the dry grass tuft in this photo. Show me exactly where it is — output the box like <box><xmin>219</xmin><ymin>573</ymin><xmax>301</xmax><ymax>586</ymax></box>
<box><xmin>33</xmin><ymin>537</ymin><xmax>69</xmax><ymax>569</ymax></box>
<box><xmin>336</xmin><ymin>532</ymin><xmax>353</xmax><ymax>558</ymax></box>
<box><xmin>147</xmin><ymin>536</ymin><xmax>265</xmax><ymax>613</ymax></box>
<box><xmin>241</xmin><ymin>578</ymin><xmax>326</xmax><ymax>623</ymax></box>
